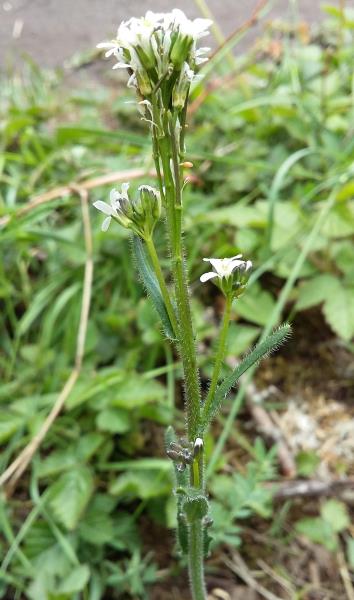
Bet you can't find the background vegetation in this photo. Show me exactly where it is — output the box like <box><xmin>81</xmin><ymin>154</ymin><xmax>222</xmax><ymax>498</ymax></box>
<box><xmin>0</xmin><ymin>5</ymin><xmax>353</xmax><ymax>599</ymax></box>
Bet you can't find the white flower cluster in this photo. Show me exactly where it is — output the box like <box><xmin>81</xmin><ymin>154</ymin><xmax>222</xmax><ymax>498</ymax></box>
<box><xmin>200</xmin><ymin>255</ymin><xmax>252</xmax><ymax>298</ymax></box>
<box><xmin>97</xmin><ymin>9</ymin><xmax>211</xmax><ymax>108</ymax></box>
<box><xmin>94</xmin><ymin>183</ymin><xmax>161</xmax><ymax>238</ymax></box>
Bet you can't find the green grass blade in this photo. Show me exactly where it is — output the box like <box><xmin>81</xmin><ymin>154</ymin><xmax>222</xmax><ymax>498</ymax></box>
<box><xmin>267</xmin><ymin>147</ymin><xmax>315</xmax><ymax>249</ymax></box>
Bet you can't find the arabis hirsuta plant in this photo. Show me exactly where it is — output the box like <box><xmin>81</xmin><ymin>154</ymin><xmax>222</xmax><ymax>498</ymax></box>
<box><xmin>96</xmin><ymin>10</ymin><xmax>290</xmax><ymax>600</ymax></box>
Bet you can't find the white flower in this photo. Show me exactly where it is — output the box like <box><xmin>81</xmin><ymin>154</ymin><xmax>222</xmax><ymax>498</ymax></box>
<box><xmin>200</xmin><ymin>255</ymin><xmax>252</xmax><ymax>283</ymax></box>
<box><xmin>97</xmin><ymin>9</ymin><xmax>212</xmax><ymax>103</ymax></box>
<box><xmin>93</xmin><ymin>183</ymin><xmax>130</xmax><ymax>232</ymax></box>
<box><xmin>96</xmin><ymin>41</ymin><xmax>120</xmax><ymax>58</ymax></box>
<box><xmin>167</xmin><ymin>9</ymin><xmax>212</xmax><ymax>40</ymax></box>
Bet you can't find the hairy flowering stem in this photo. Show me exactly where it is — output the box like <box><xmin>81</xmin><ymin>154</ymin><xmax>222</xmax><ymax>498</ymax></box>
<box><xmin>189</xmin><ymin>521</ymin><xmax>206</xmax><ymax>600</ymax></box>
<box><xmin>203</xmin><ymin>294</ymin><xmax>232</xmax><ymax>419</ymax></box>
<box><xmin>159</xmin><ymin>111</ymin><xmax>201</xmax><ymax>442</ymax></box>
<box><xmin>164</xmin><ymin>112</ymin><xmax>206</xmax><ymax>599</ymax></box>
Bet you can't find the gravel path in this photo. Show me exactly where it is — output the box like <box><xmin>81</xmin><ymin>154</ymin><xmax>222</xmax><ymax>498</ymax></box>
<box><xmin>1</xmin><ymin>0</ymin><xmax>332</xmax><ymax>69</ymax></box>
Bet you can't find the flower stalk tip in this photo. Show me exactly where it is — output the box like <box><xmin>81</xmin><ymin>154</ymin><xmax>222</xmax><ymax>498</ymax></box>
<box><xmin>97</xmin><ymin>9</ymin><xmax>212</xmax><ymax>111</ymax></box>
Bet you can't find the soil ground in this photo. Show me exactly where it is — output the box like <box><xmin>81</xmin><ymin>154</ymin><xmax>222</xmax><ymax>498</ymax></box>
<box><xmin>1</xmin><ymin>0</ymin><xmax>329</xmax><ymax>70</ymax></box>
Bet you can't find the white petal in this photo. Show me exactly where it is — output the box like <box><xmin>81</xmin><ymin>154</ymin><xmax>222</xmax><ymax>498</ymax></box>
<box><xmin>193</xmin><ymin>18</ymin><xmax>213</xmax><ymax>32</ymax></box>
<box><xmin>101</xmin><ymin>216</ymin><xmax>111</xmax><ymax>231</ymax></box>
<box><xmin>195</xmin><ymin>57</ymin><xmax>208</xmax><ymax>65</ymax></box>
<box><xmin>127</xmin><ymin>73</ymin><xmax>137</xmax><ymax>88</ymax></box>
<box><xmin>110</xmin><ymin>189</ymin><xmax>120</xmax><ymax>203</ymax></box>
<box><xmin>112</xmin><ymin>62</ymin><xmax>130</xmax><ymax>69</ymax></box>
<box><xmin>121</xmin><ymin>182</ymin><xmax>130</xmax><ymax>198</ymax></box>
<box><xmin>105</xmin><ymin>48</ymin><xmax>119</xmax><ymax>58</ymax></box>
<box><xmin>229</xmin><ymin>260</ymin><xmax>244</xmax><ymax>269</ymax></box>
<box><xmin>97</xmin><ymin>42</ymin><xmax>116</xmax><ymax>49</ymax></box>
<box><xmin>207</xmin><ymin>258</ymin><xmax>224</xmax><ymax>271</ymax></box>
<box><xmin>200</xmin><ymin>271</ymin><xmax>218</xmax><ymax>283</ymax></box>
<box><xmin>93</xmin><ymin>200</ymin><xmax>113</xmax><ymax>216</ymax></box>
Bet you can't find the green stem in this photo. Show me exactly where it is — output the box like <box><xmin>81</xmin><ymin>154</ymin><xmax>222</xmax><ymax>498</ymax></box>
<box><xmin>188</xmin><ymin>521</ymin><xmax>206</xmax><ymax>600</ymax></box>
<box><xmin>145</xmin><ymin>236</ymin><xmax>179</xmax><ymax>338</ymax></box>
<box><xmin>152</xmin><ymin>105</ymin><xmax>206</xmax><ymax>600</ymax></box>
<box><xmin>158</xmin><ymin>111</ymin><xmax>201</xmax><ymax>442</ymax></box>
<box><xmin>202</xmin><ymin>294</ymin><xmax>232</xmax><ymax>424</ymax></box>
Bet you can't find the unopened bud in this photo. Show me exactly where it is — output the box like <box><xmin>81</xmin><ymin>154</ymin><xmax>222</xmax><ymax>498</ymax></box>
<box><xmin>136</xmin><ymin>69</ymin><xmax>152</xmax><ymax>96</ymax></box>
<box><xmin>172</xmin><ymin>62</ymin><xmax>194</xmax><ymax>109</ymax></box>
<box><xmin>118</xmin><ymin>195</ymin><xmax>133</xmax><ymax>219</ymax></box>
<box><xmin>135</xmin><ymin>43</ymin><xmax>155</xmax><ymax>71</ymax></box>
<box><xmin>170</xmin><ymin>33</ymin><xmax>193</xmax><ymax>69</ymax></box>
<box><xmin>180</xmin><ymin>161</ymin><xmax>193</xmax><ymax>168</ymax></box>
<box><xmin>138</xmin><ymin>184</ymin><xmax>161</xmax><ymax>225</ymax></box>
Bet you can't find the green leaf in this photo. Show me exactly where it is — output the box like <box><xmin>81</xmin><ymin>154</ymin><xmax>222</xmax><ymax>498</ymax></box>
<box><xmin>132</xmin><ymin>236</ymin><xmax>176</xmax><ymax>340</ymax></box>
<box><xmin>23</xmin><ymin>520</ymin><xmax>57</xmax><ymax>560</ymax></box>
<box><xmin>96</xmin><ymin>408</ymin><xmax>131</xmax><ymax>433</ymax></box>
<box><xmin>49</xmin><ymin>467</ymin><xmax>94</xmax><ymax>530</ymax></box>
<box><xmin>226</xmin><ymin>324</ymin><xmax>260</xmax><ymax>356</ymax></box>
<box><xmin>197</xmin><ymin>203</ymin><xmax>264</xmax><ymax>228</ymax></box>
<box><xmin>331</xmin><ymin>240</ymin><xmax>354</xmax><ymax>275</ymax></box>
<box><xmin>295</xmin><ymin>517</ymin><xmax>338</xmax><ymax>552</ymax></box>
<box><xmin>199</xmin><ymin>324</ymin><xmax>291</xmax><ymax>433</ymax></box>
<box><xmin>295</xmin><ymin>274</ymin><xmax>338</xmax><ymax>311</ymax></box>
<box><xmin>321</xmin><ymin>499</ymin><xmax>350</xmax><ymax>533</ymax></box>
<box><xmin>37</xmin><ymin>450</ymin><xmax>77</xmax><ymax>478</ymax></box>
<box><xmin>57</xmin><ymin>564</ymin><xmax>90</xmax><ymax>594</ymax></box>
<box><xmin>18</xmin><ymin>279</ymin><xmax>64</xmax><ymax>336</ymax></box>
<box><xmin>56</xmin><ymin>125</ymin><xmax>148</xmax><ymax>147</ymax></box>
<box><xmin>79</xmin><ymin>510</ymin><xmax>114</xmax><ymax>546</ymax></box>
<box><xmin>323</xmin><ymin>283</ymin><xmax>354</xmax><ymax>341</ymax></box>
<box><xmin>109</xmin><ymin>470</ymin><xmax>171</xmax><ymax>499</ymax></box>
<box><xmin>76</xmin><ymin>432</ymin><xmax>105</xmax><ymax>461</ymax></box>
<box><xmin>296</xmin><ymin>450</ymin><xmax>320</xmax><ymax>476</ymax></box>
<box><xmin>236</xmin><ymin>284</ymin><xmax>276</xmax><ymax>326</ymax></box>
<box><xmin>41</xmin><ymin>283</ymin><xmax>81</xmax><ymax>347</ymax></box>
<box><xmin>112</xmin><ymin>377</ymin><xmax>166</xmax><ymax>408</ymax></box>
<box><xmin>322</xmin><ymin>205</ymin><xmax>354</xmax><ymax>238</ymax></box>
<box><xmin>0</xmin><ymin>410</ymin><xmax>24</xmax><ymax>443</ymax></box>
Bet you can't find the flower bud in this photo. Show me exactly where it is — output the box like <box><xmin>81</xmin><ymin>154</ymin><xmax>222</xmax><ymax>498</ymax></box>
<box><xmin>118</xmin><ymin>195</ymin><xmax>134</xmax><ymax>220</ymax></box>
<box><xmin>135</xmin><ymin>43</ymin><xmax>155</xmax><ymax>71</ymax></box>
<box><xmin>139</xmin><ymin>185</ymin><xmax>161</xmax><ymax>221</ymax></box>
<box><xmin>172</xmin><ymin>62</ymin><xmax>194</xmax><ymax>109</ymax></box>
<box><xmin>231</xmin><ymin>260</ymin><xmax>252</xmax><ymax>298</ymax></box>
<box><xmin>128</xmin><ymin>185</ymin><xmax>161</xmax><ymax>237</ymax></box>
<box><xmin>170</xmin><ymin>32</ymin><xmax>194</xmax><ymax>69</ymax></box>
<box><xmin>136</xmin><ymin>68</ymin><xmax>153</xmax><ymax>96</ymax></box>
